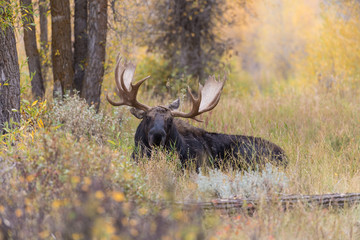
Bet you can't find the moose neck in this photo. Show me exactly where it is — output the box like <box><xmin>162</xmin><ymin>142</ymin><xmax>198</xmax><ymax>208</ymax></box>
<box><xmin>165</xmin><ymin>122</ymin><xmax>189</xmax><ymax>164</ymax></box>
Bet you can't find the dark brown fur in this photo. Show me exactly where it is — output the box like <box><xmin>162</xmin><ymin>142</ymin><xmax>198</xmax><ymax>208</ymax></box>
<box><xmin>132</xmin><ymin>106</ymin><xmax>287</xmax><ymax>170</ymax></box>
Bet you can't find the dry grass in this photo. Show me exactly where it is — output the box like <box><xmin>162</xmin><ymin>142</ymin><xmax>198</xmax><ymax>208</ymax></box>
<box><xmin>207</xmin><ymin>205</ymin><xmax>360</xmax><ymax>239</ymax></box>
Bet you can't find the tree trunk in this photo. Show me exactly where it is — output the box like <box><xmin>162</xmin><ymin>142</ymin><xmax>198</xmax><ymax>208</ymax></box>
<box><xmin>50</xmin><ymin>0</ymin><xmax>74</xmax><ymax>97</ymax></box>
<box><xmin>39</xmin><ymin>0</ymin><xmax>49</xmax><ymax>84</ymax></box>
<box><xmin>39</xmin><ymin>0</ymin><xmax>48</xmax><ymax>48</ymax></box>
<box><xmin>0</xmin><ymin>1</ymin><xmax>21</xmax><ymax>131</ymax></box>
<box><xmin>20</xmin><ymin>0</ymin><xmax>45</xmax><ymax>99</ymax></box>
<box><xmin>81</xmin><ymin>0</ymin><xmax>107</xmax><ymax>111</ymax></box>
<box><xmin>74</xmin><ymin>0</ymin><xmax>88</xmax><ymax>93</ymax></box>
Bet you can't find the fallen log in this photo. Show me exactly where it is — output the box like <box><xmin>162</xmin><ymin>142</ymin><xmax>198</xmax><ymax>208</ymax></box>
<box><xmin>177</xmin><ymin>193</ymin><xmax>360</xmax><ymax>212</ymax></box>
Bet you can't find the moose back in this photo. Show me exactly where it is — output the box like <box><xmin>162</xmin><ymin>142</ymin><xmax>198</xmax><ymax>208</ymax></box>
<box><xmin>107</xmin><ymin>59</ymin><xmax>287</xmax><ymax>170</ymax></box>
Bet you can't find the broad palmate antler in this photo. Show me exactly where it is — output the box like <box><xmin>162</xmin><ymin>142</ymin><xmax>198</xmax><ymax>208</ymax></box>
<box><xmin>171</xmin><ymin>75</ymin><xmax>225</xmax><ymax>121</ymax></box>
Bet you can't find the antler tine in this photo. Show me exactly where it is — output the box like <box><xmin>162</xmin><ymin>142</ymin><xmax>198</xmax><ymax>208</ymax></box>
<box><xmin>183</xmin><ymin>85</ymin><xmax>202</xmax><ymax>117</ymax></box>
<box><xmin>114</xmin><ymin>58</ymin><xmax>125</xmax><ymax>93</ymax></box>
<box><xmin>171</xmin><ymin>75</ymin><xmax>225</xmax><ymax>121</ymax></box>
<box><xmin>106</xmin><ymin>92</ymin><xmax>123</xmax><ymax>106</ymax></box>
<box><xmin>132</xmin><ymin>75</ymin><xmax>151</xmax><ymax>91</ymax></box>
<box><xmin>106</xmin><ymin>58</ymin><xmax>124</xmax><ymax>106</ymax></box>
<box><xmin>106</xmin><ymin>58</ymin><xmax>151</xmax><ymax>111</ymax></box>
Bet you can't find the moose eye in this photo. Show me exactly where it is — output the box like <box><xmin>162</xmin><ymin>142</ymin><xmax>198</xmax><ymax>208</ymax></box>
<box><xmin>166</xmin><ymin>118</ymin><xmax>173</xmax><ymax>127</ymax></box>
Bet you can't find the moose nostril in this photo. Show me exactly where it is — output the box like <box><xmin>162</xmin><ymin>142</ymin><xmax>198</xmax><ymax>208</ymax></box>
<box><xmin>149</xmin><ymin>129</ymin><xmax>166</xmax><ymax>146</ymax></box>
<box><xmin>153</xmin><ymin>133</ymin><xmax>163</xmax><ymax>145</ymax></box>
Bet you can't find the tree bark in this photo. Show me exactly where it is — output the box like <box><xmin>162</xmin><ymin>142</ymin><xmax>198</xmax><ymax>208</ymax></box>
<box><xmin>0</xmin><ymin>1</ymin><xmax>21</xmax><ymax>131</ymax></box>
<box><xmin>81</xmin><ymin>0</ymin><xmax>107</xmax><ymax>111</ymax></box>
<box><xmin>20</xmin><ymin>0</ymin><xmax>45</xmax><ymax>99</ymax></box>
<box><xmin>50</xmin><ymin>0</ymin><xmax>74</xmax><ymax>97</ymax></box>
<box><xmin>39</xmin><ymin>0</ymin><xmax>49</xmax><ymax>83</ymax></box>
<box><xmin>39</xmin><ymin>0</ymin><xmax>48</xmax><ymax>46</ymax></box>
<box><xmin>74</xmin><ymin>0</ymin><xmax>88</xmax><ymax>93</ymax></box>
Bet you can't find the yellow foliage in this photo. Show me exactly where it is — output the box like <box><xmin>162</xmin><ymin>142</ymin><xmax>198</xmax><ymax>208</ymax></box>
<box><xmin>0</xmin><ymin>205</ymin><xmax>4</xmax><ymax>214</ymax></box>
<box><xmin>222</xmin><ymin>0</ymin><xmax>360</xmax><ymax>93</ymax></box>
<box><xmin>38</xmin><ymin>118</ymin><xmax>44</xmax><ymax>128</ymax></box>
<box><xmin>31</xmin><ymin>100</ymin><xmax>38</xmax><ymax>107</ymax></box>
<box><xmin>71</xmin><ymin>176</ymin><xmax>80</xmax><ymax>184</ymax></box>
<box><xmin>38</xmin><ymin>230</ymin><xmax>50</xmax><ymax>239</ymax></box>
<box><xmin>226</xmin><ymin>0</ymin><xmax>320</xmax><ymax>87</ymax></box>
<box><xmin>83</xmin><ymin>177</ymin><xmax>92</xmax><ymax>186</ymax></box>
<box><xmin>111</xmin><ymin>191</ymin><xmax>125</xmax><ymax>202</ymax></box>
<box><xmin>137</xmin><ymin>206</ymin><xmax>148</xmax><ymax>215</ymax></box>
<box><xmin>15</xmin><ymin>208</ymin><xmax>23</xmax><ymax>218</ymax></box>
<box><xmin>52</xmin><ymin>200</ymin><xmax>62</xmax><ymax>210</ymax></box>
<box><xmin>26</xmin><ymin>174</ymin><xmax>35</xmax><ymax>182</ymax></box>
<box><xmin>71</xmin><ymin>233</ymin><xmax>84</xmax><ymax>240</ymax></box>
<box><xmin>300</xmin><ymin>1</ymin><xmax>360</xmax><ymax>90</ymax></box>
<box><xmin>92</xmin><ymin>218</ymin><xmax>116</xmax><ymax>238</ymax></box>
<box><xmin>94</xmin><ymin>190</ymin><xmax>105</xmax><ymax>200</ymax></box>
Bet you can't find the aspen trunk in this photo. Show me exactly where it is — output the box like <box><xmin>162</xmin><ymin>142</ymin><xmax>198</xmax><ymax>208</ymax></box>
<box><xmin>0</xmin><ymin>0</ymin><xmax>21</xmax><ymax>131</ymax></box>
<box><xmin>74</xmin><ymin>0</ymin><xmax>88</xmax><ymax>93</ymax></box>
<box><xmin>50</xmin><ymin>0</ymin><xmax>74</xmax><ymax>97</ymax></box>
<box><xmin>21</xmin><ymin>0</ymin><xmax>45</xmax><ymax>99</ymax></box>
<box><xmin>81</xmin><ymin>0</ymin><xmax>107</xmax><ymax>111</ymax></box>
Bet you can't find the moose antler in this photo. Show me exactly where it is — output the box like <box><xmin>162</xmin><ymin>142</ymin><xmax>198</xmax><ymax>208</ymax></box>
<box><xmin>171</xmin><ymin>75</ymin><xmax>225</xmax><ymax>121</ymax></box>
<box><xmin>106</xmin><ymin>58</ymin><xmax>150</xmax><ymax>111</ymax></box>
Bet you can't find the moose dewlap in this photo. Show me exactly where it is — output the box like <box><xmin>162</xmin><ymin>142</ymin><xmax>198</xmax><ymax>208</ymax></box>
<box><xmin>107</xmin><ymin>58</ymin><xmax>287</xmax><ymax>170</ymax></box>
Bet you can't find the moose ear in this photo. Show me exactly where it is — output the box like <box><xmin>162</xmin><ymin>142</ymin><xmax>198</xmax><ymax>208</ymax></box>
<box><xmin>168</xmin><ymin>98</ymin><xmax>180</xmax><ymax>110</ymax></box>
<box><xmin>130</xmin><ymin>108</ymin><xmax>146</xmax><ymax>119</ymax></box>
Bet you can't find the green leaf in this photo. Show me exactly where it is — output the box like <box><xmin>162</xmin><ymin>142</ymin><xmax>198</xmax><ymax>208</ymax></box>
<box><xmin>107</xmin><ymin>139</ymin><xmax>117</xmax><ymax>146</ymax></box>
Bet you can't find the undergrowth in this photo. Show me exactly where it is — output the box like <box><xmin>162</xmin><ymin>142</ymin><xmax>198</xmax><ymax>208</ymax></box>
<box><xmin>0</xmin><ymin>96</ymin><xmax>203</xmax><ymax>239</ymax></box>
<box><xmin>1</xmin><ymin>87</ymin><xmax>360</xmax><ymax>239</ymax></box>
<box><xmin>48</xmin><ymin>93</ymin><xmax>123</xmax><ymax>144</ymax></box>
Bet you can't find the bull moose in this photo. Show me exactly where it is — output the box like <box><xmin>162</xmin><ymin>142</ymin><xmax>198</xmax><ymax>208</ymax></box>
<box><xmin>107</xmin><ymin>58</ymin><xmax>287</xmax><ymax>170</ymax></box>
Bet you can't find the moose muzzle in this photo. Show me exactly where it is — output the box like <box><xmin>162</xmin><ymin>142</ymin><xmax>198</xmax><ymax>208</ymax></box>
<box><xmin>148</xmin><ymin>128</ymin><xmax>166</xmax><ymax>147</ymax></box>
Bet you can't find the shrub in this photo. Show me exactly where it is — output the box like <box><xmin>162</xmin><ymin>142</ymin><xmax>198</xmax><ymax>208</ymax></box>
<box><xmin>0</xmin><ymin>128</ymin><xmax>168</xmax><ymax>238</ymax></box>
<box><xmin>196</xmin><ymin>163</ymin><xmax>289</xmax><ymax>199</ymax></box>
<box><xmin>0</xmin><ymin>95</ymin><xmax>206</xmax><ymax>239</ymax></box>
<box><xmin>47</xmin><ymin>93</ymin><xmax>123</xmax><ymax>144</ymax></box>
